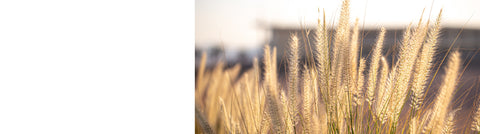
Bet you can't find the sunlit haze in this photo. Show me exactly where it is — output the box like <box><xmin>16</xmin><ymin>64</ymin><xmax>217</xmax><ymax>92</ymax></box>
<box><xmin>196</xmin><ymin>0</ymin><xmax>480</xmax><ymax>49</ymax></box>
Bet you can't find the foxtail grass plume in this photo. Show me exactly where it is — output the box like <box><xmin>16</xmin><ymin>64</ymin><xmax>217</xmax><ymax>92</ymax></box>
<box><xmin>427</xmin><ymin>51</ymin><xmax>461</xmax><ymax>134</ymax></box>
<box><xmin>366</xmin><ymin>27</ymin><xmax>386</xmax><ymax>106</ymax></box>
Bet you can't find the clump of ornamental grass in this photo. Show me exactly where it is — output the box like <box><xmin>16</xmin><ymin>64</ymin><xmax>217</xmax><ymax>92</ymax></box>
<box><xmin>194</xmin><ymin>0</ymin><xmax>476</xmax><ymax>133</ymax></box>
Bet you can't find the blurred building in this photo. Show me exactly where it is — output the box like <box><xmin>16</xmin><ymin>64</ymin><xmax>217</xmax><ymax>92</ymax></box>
<box><xmin>267</xmin><ymin>26</ymin><xmax>480</xmax><ymax>60</ymax></box>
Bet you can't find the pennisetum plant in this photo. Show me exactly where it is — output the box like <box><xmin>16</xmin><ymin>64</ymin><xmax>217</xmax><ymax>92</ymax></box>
<box><xmin>194</xmin><ymin>0</ymin><xmax>476</xmax><ymax>133</ymax></box>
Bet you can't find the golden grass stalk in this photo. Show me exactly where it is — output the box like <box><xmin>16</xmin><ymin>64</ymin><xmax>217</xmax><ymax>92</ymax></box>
<box><xmin>349</xmin><ymin>18</ymin><xmax>360</xmax><ymax>91</ymax></box>
<box><xmin>313</xmin><ymin>11</ymin><xmax>333</xmax><ymax>129</ymax></box>
<box><xmin>263</xmin><ymin>45</ymin><xmax>272</xmax><ymax>90</ymax></box>
<box><xmin>408</xmin><ymin>116</ymin><xmax>420</xmax><ymax>134</ymax></box>
<box><xmin>272</xmin><ymin>47</ymin><xmax>277</xmax><ymax>85</ymax></box>
<box><xmin>333</xmin><ymin>0</ymin><xmax>350</xmax><ymax>49</ymax></box>
<box><xmin>337</xmin><ymin>85</ymin><xmax>347</xmax><ymax>134</ymax></box>
<box><xmin>302</xmin><ymin>66</ymin><xmax>313</xmax><ymax>134</ymax></box>
<box><xmin>259</xmin><ymin>111</ymin><xmax>271</xmax><ymax>134</ymax></box>
<box><xmin>410</xmin><ymin>116</ymin><xmax>419</xmax><ymax>134</ymax></box>
<box><xmin>218</xmin><ymin>97</ymin><xmax>232</xmax><ymax>133</ymax></box>
<box><xmin>205</xmin><ymin>61</ymin><xmax>226</xmax><ymax>127</ymax></box>
<box><xmin>310</xmin><ymin>67</ymin><xmax>320</xmax><ymax>116</ymax></box>
<box><xmin>376</xmin><ymin>66</ymin><xmax>395</xmax><ymax>124</ymax></box>
<box><xmin>318</xmin><ymin>104</ymin><xmax>328</xmax><ymax>134</ymax></box>
<box><xmin>196</xmin><ymin>52</ymin><xmax>207</xmax><ymax>91</ymax></box>
<box><xmin>349</xmin><ymin>18</ymin><xmax>360</xmax><ymax>107</ymax></box>
<box><xmin>411</xmin><ymin>9</ymin><xmax>443</xmax><ymax>111</ymax></box>
<box><xmin>263</xmin><ymin>45</ymin><xmax>274</xmax><ymax>95</ymax></box>
<box><xmin>326</xmin><ymin>2</ymin><xmax>352</xmax><ymax>132</ymax></box>
<box><xmin>354</xmin><ymin>58</ymin><xmax>366</xmax><ymax>106</ymax></box>
<box><xmin>252</xmin><ymin>57</ymin><xmax>266</xmax><ymax>133</ymax></box>
<box><xmin>390</xmin><ymin>21</ymin><xmax>428</xmax><ymax>122</ymax></box>
<box><xmin>366</xmin><ymin>27</ymin><xmax>386</xmax><ymax>106</ymax></box>
<box><xmin>288</xmin><ymin>34</ymin><xmax>300</xmax><ymax>126</ymax></box>
<box><xmin>427</xmin><ymin>51</ymin><xmax>461</xmax><ymax>134</ymax></box>
<box><xmin>377</xmin><ymin>57</ymin><xmax>389</xmax><ymax>107</ymax></box>
<box><xmin>442</xmin><ymin>108</ymin><xmax>459</xmax><ymax>134</ymax></box>
<box><xmin>376</xmin><ymin>24</ymin><xmax>409</xmax><ymax>123</ymax></box>
<box><xmin>239</xmin><ymin>72</ymin><xmax>263</xmax><ymax>133</ymax></box>
<box><xmin>332</xmin><ymin>0</ymin><xmax>350</xmax><ymax>67</ymax></box>
<box><xmin>472</xmin><ymin>101</ymin><xmax>480</xmax><ymax>131</ymax></box>
<box><xmin>418</xmin><ymin>109</ymin><xmax>434</xmax><ymax>133</ymax></box>
<box><xmin>196</xmin><ymin>104</ymin><xmax>215</xmax><ymax>134</ymax></box>
<box><xmin>195</xmin><ymin>52</ymin><xmax>208</xmax><ymax>115</ymax></box>
<box><xmin>312</xmin><ymin>113</ymin><xmax>320</xmax><ymax>134</ymax></box>
<box><xmin>314</xmin><ymin>8</ymin><xmax>330</xmax><ymax>103</ymax></box>
<box><xmin>331</xmin><ymin>0</ymin><xmax>350</xmax><ymax>109</ymax></box>
<box><xmin>410</xmin><ymin>109</ymin><xmax>434</xmax><ymax>134</ymax></box>
<box><xmin>265</xmin><ymin>90</ymin><xmax>283</xmax><ymax>134</ymax></box>
<box><xmin>263</xmin><ymin>45</ymin><xmax>285</xmax><ymax>134</ymax></box>
<box><xmin>281</xmin><ymin>91</ymin><xmax>294</xmax><ymax>133</ymax></box>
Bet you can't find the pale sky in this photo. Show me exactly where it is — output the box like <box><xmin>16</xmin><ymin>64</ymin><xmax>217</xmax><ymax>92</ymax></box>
<box><xmin>196</xmin><ymin>0</ymin><xmax>480</xmax><ymax>49</ymax></box>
